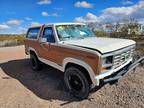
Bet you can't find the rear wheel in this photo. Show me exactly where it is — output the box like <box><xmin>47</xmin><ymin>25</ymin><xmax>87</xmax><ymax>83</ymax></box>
<box><xmin>30</xmin><ymin>53</ymin><xmax>42</xmax><ymax>71</ymax></box>
<box><xmin>64</xmin><ymin>67</ymin><xmax>90</xmax><ymax>99</ymax></box>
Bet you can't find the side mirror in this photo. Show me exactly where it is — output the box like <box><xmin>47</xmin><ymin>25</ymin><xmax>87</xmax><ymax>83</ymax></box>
<box><xmin>39</xmin><ymin>38</ymin><xmax>47</xmax><ymax>43</ymax></box>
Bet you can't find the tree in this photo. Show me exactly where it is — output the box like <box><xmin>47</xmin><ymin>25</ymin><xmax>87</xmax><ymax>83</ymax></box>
<box><xmin>110</xmin><ymin>18</ymin><xmax>141</xmax><ymax>38</ymax></box>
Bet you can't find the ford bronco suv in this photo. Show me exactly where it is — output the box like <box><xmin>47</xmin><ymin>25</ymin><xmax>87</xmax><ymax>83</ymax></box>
<box><xmin>24</xmin><ymin>23</ymin><xmax>144</xmax><ymax>99</ymax></box>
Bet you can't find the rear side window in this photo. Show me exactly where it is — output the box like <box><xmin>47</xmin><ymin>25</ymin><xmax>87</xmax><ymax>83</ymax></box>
<box><xmin>27</xmin><ymin>28</ymin><xmax>40</xmax><ymax>39</ymax></box>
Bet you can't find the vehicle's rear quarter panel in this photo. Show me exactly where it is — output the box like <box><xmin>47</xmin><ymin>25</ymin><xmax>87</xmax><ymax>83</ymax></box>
<box><xmin>24</xmin><ymin>40</ymin><xmax>40</xmax><ymax>55</ymax></box>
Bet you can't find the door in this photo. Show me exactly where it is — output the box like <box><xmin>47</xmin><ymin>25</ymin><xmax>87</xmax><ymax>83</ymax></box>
<box><xmin>39</xmin><ymin>26</ymin><xmax>59</xmax><ymax>64</ymax></box>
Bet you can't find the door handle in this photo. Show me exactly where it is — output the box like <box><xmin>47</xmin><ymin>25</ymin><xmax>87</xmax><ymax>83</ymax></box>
<box><xmin>40</xmin><ymin>42</ymin><xmax>45</xmax><ymax>47</ymax></box>
<box><xmin>40</xmin><ymin>42</ymin><xmax>51</xmax><ymax>51</ymax></box>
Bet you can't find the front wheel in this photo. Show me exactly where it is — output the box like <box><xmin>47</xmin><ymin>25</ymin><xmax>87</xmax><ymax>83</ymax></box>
<box><xmin>64</xmin><ymin>67</ymin><xmax>90</xmax><ymax>99</ymax></box>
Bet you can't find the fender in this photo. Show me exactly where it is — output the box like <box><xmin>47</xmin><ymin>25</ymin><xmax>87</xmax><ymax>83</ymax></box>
<box><xmin>63</xmin><ymin>57</ymin><xmax>97</xmax><ymax>86</ymax></box>
<box><xmin>28</xmin><ymin>47</ymin><xmax>39</xmax><ymax>57</ymax></box>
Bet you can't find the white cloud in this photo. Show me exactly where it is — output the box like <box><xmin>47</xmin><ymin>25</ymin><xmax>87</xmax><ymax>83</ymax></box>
<box><xmin>6</xmin><ymin>20</ymin><xmax>23</xmax><ymax>26</ymax></box>
<box><xmin>101</xmin><ymin>0</ymin><xmax>144</xmax><ymax>22</ymax></box>
<box><xmin>103</xmin><ymin>6</ymin><xmax>133</xmax><ymax>16</ymax></box>
<box><xmin>42</xmin><ymin>12</ymin><xmax>49</xmax><ymax>16</ymax></box>
<box><xmin>103</xmin><ymin>1</ymin><xmax>144</xmax><ymax>16</ymax></box>
<box><xmin>18</xmin><ymin>27</ymin><xmax>27</xmax><ymax>33</ymax></box>
<box><xmin>30</xmin><ymin>22</ymin><xmax>41</xmax><ymax>27</ymax></box>
<box><xmin>121</xmin><ymin>0</ymin><xmax>133</xmax><ymax>5</ymax></box>
<box><xmin>75</xmin><ymin>16</ymin><xmax>86</xmax><ymax>22</ymax></box>
<box><xmin>37</xmin><ymin>0</ymin><xmax>51</xmax><ymax>5</ymax></box>
<box><xmin>25</xmin><ymin>17</ymin><xmax>32</xmax><ymax>21</ymax></box>
<box><xmin>18</xmin><ymin>27</ymin><xmax>27</xmax><ymax>31</ymax></box>
<box><xmin>41</xmin><ymin>12</ymin><xmax>59</xmax><ymax>17</ymax></box>
<box><xmin>75</xmin><ymin>12</ymin><xmax>98</xmax><ymax>22</ymax></box>
<box><xmin>75</xmin><ymin>1</ymin><xmax>144</xmax><ymax>23</ymax></box>
<box><xmin>74</xmin><ymin>1</ymin><xmax>93</xmax><ymax>8</ymax></box>
<box><xmin>0</xmin><ymin>24</ymin><xmax>10</xmax><ymax>30</ymax></box>
<box><xmin>86</xmin><ymin>12</ymin><xmax>98</xmax><ymax>22</ymax></box>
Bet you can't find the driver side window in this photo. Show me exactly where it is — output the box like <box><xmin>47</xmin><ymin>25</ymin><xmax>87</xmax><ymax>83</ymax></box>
<box><xmin>43</xmin><ymin>27</ymin><xmax>55</xmax><ymax>43</ymax></box>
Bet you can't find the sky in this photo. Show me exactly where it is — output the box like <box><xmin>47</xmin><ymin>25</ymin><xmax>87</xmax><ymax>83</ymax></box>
<box><xmin>0</xmin><ymin>0</ymin><xmax>144</xmax><ymax>34</ymax></box>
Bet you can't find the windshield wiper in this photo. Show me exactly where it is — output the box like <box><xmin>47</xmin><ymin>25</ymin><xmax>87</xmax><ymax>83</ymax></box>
<box><xmin>63</xmin><ymin>36</ymin><xmax>71</xmax><ymax>38</ymax></box>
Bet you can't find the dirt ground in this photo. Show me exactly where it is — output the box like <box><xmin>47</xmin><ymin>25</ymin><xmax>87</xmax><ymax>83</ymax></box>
<box><xmin>0</xmin><ymin>45</ymin><xmax>144</xmax><ymax>108</ymax></box>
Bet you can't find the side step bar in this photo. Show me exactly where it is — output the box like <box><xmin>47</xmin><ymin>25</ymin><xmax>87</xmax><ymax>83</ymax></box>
<box><xmin>103</xmin><ymin>56</ymin><xmax>144</xmax><ymax>83</ymax></box>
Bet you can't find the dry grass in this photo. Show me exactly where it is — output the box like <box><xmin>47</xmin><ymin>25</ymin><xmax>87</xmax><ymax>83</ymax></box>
<box><xmin>132</xmin><ymin>37</ymin><xmax>144</xmax><ymax>56</ymax></box>
<box><xmin>0</xmin><ymin>34</ymin><xmax>25</xmax><ymax>47</ymax></box>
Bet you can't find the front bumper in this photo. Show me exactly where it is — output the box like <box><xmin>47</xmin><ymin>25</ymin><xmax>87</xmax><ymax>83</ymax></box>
<box><xmin>95</xmin><ymin>56</ymin><xmax>144</xmax><ymax>86</ymax></box>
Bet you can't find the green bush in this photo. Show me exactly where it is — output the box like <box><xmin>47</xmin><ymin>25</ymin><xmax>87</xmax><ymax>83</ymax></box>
<box><xmin>93</xmin><ymin>30</ymin><xmax>109</xmax><ymax>37</ymax></box>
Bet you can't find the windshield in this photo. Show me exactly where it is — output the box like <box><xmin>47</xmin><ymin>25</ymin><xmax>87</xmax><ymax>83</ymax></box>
<box><xmin>56</xmin><ymin>25</ymin><xmax>95</xmax><ymax>41</ymax></box>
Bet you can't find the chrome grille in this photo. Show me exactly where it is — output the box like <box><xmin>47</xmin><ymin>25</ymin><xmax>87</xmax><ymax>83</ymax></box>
<box><xmin>113</xmin><ymin>49</ymin><xmax>134</xmax><ymax>69</ymax></box>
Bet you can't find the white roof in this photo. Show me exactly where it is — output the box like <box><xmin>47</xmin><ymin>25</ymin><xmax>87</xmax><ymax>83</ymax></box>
<box><xmin>29</xmin><ymin>22</ymin><xmax>86</xmax><ymax>28</ymax></box>
<box><xmin>51</xmin><ymin>22</ymin><xmax>86</xmax><ymax>26</ymax></box>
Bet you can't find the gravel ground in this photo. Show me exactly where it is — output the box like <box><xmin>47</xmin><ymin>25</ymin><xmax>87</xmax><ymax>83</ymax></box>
<box><xmin>0</xmin><ymin>45</ymin><xmax>144</xmax><ymax>108</ymax></box>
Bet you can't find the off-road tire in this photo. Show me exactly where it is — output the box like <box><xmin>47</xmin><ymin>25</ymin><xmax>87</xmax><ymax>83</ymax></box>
<box><xmin>64</xmin><ymin>67</ymin><xmax>90</xmax><ymax>99</ymax></box>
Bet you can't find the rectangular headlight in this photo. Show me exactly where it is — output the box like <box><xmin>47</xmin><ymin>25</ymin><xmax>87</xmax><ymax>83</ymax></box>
<box><xmin>102</xmin><ymin>56</ymin><xmax>113</xmax><ymax>67</ymax></box>
<box><xmin>101</xmin><ymin>56</ymin><xmax>113</xmax><ymax>72</ymax></box>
